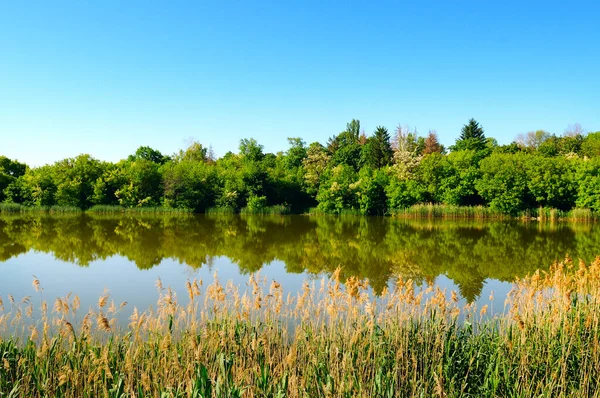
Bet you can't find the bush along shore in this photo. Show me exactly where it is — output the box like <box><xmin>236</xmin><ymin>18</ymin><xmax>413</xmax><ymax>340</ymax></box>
<box><xmin>2</xmin><ymin>119</ymin><xmax>600</xmax><ymax>217</ymax></box>
<box><xmin>1</xmin><ymin>257</ymin><xmax>600</xmax><ymax>396</ymax></box>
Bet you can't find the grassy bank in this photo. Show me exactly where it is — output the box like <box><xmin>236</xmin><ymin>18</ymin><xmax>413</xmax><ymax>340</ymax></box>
<box><xmin>1</xmin><ymin>258</ymin><xmax>600</xmax><ymax>397</ymax></box>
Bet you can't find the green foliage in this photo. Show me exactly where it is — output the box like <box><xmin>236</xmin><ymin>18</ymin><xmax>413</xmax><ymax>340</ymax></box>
<box><xmin>361</xmin><ymin>126</ymin><xmax>393</xmax><ymax>169</ymax></box>
<box><xmin>239</xmin><ymin>138</ymin><xmax>264</xmax><ymax>162</ymax></box>
<box><xmin>355</xmin><ymin>167</ymin><xmax>388</xmax><ymax>215</ymax></box>
<box><xmin>302</xmin><ymin>142</ymin><xmax>330</xmax><ymax>196</ymax></box>
<box><xmin>582</xmin><ymin>132</ymin><xmax>600</xmax><ymax>158</ymax></box>
<box><xmin>2</xmin><ymin>118</ymin><xmax>600</xmax><ymax>216</ymax></box>
<box><xmin>575</xmin><ymin>158</ymin><xmax>600</xmax><ymax>212</ymax></box>
<box><xmin>173</xmin><ymin>141</ymin><xmax>209</xmax><ymax>163</ymax></box>
<box><xmin>330</xmin><ymin>142</ymin><xmax>362</xmax><ymax>171</ymax></box>
<box><xmin>284</xmin><ymin>137</ymin><xmax>307</xmax><ymax>169</ymax></box>
<box><xmin>525</xmin><ymin>156</ymin><xmax>577</xmax><ymax>210</ymax></box>
<box><xmin>316</xmin><ymin>165</ymin><xmax>359</xmax><ymax>213</ymax></box>
<box><xmin>452</xmin><ymin>118</ymin><xmax>487</xmax><ymax>152</ymax></box>
<box><xmin>162</xmin><ymin>160</ymin><xmax>217</xmax><ymax>212</ymax></box>
<box><xmin>386</xmin><ymin>176</ymin><xmax>425</xmax><ymax>210</ymax></box>
<box><xmin>52</xmin><ymin>154</ymin><xmax>105</xmax><ymax>209</ymax></box>
<box><xmin>476</xmin><ymin>153</ymin><xmax>532</xmax><ymax>215</ymax></box>
<box><xmin>128</xmin><ymin>145</ymin><xmax>170</xmax><ymax>164</ymax></box>
<box><xmin>116</xmin><ymin>159</ymin><xmax>163</xmax><ymax>207</ymax></box>
<box><xmin>440</xmin><ymin>150</ymin><xmax>484</xmax><ymax>206</ymax></box>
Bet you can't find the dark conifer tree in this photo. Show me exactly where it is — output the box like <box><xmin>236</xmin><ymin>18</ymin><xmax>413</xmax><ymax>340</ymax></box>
<box><xmin>452</xmin><ymin>118</ymin><xmax>487</xmax><ymax>152</ymax></box>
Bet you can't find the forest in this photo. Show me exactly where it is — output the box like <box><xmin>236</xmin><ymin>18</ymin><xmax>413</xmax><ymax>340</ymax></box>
<box><xmin>1</xmin><ymin>119</ymin><xmax>600</xmax><ymax>216</ymax></box>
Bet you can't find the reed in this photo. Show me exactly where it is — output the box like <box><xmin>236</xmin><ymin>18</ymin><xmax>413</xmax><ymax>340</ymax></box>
<box><xmin>0</xmin><ymin>203</ymin><xmax>23</xmax><ymax>213</ymax></box>
<box><xmin>1</xmin><ymin>257</ymin><xmax>600</xmax><ymax>397</ymax></box>
<box><xmin>240</xmin><ymin>204</ymin><xmax>292</xmax><ymax>215</ymax></box>
<box><xmin>206</xmin><ymin>206</ymin><xmax>236</xmax><ymax>214</ymax></box>
<box><xmin>0</xmin><ymin>203</ymin><xmax>82</xmax><ymax>213</ymax></box>
<box><xmin>86</xmin><ymin>205</ymin><xmax>192</xmax><ymax>214</ymax></box>
<box><xmin>393</xmin><ymin>203</ymin><xmax>508</xmax><ymax>220</ymax></box>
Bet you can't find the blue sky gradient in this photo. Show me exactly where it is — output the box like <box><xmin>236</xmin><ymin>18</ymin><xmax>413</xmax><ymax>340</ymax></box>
<box><xmin>1</xmin><ymin>1</ymin><xmax>599</xmax><ymax>166</ymax></box>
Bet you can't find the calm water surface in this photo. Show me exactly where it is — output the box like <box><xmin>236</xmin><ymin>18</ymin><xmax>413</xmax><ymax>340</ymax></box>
<box><xmin>1</xmin><ymin>214</ymin><xmax>599</xmax><ymax>322</ymax></box>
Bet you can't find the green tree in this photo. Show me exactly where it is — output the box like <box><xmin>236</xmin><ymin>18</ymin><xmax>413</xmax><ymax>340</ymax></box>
<box><xmin>92</xmin><ymin>163</ymin><xmax>127</xmax><ymax>205</ymax></box>
<box><xmin>173</xmin><ymin>141</ymin><xmax>209</xmax><ymax>163</ymax></box>
<box><xmin>316</xmin><ymin>165</ymin><xmax>359</xmax><ymax>213</ymax></box>
<box><xmin>327</xmin><ymin>119</ymin><xmax>363</xmax><ymax>171</ymax></box>
<box><xmin>116</xmin><ymin>159</ymin><xmax>163</xmax><ymax>207</ymax></box>
<box><xmin>476</xmin><ymin>153</ymin><xmax>533</xmax><ymax>215</ymax></box>
<box><xmin>128</xmin><ymin>146</ymin><xmax>170</xmax><ymax>164</ymax></box>
<box><xmin>361</xmin><ymin>126</ymin><xmax>393</xmax><ymax>169</ymax></box>
<box><xmin>239</xmin><ymin>138</ymin><xmax>265</xmax><ymax>162</ymax></box>
<box><xmin>0</xmin><ymin>156</ymin><xmax>27</xmax><ymax>178</ymax></box>
<box><xmin>356</xmin><ymin>167</ymin><xmax>388</xmax><ymax>215</ymax></box>
<box><xmin>575</xmin><ymin>158</ymin><xmax>600</xmax><ymax>211</ymax></box>
<box><xmin>303</xmin><ymin>142</ymin><xmax>331</xmax><ymax>195</ymax></box>
<box><xmin>439</xmin><ymin>150</ymin><xmax>484</xmax><ymax>206</ymax></box>
<box><xmin>0</xmin><ymin>156</ymin><xmax>27</xmax><ymax>202</ymax></box>
<box><xmin>525</xmin><ymin>156</ymin><xmax>577</xmax><ymax>210</ymax></box>
<box><xmin>417</xmin><ymin>152</ymin><xmax>452</xmax><ymax>203</ymax></box>
<box><xmin>53</xmin><ymin>154</ymin><xmax>105</xmax><ymax>208</ymax></box>
<box><xmin>162</xmin><ymin>160</ymin><xmax>217</xmax><ymax>212</ymax></box>
<box><xmin>284</xmin><ymin>137</ymin><xmax>307</xmax><ymax>169</ymax></box>
<box><xmin>452</xmin><ymin>118</ymin><xmax>487</xmax><ymax>152</ymax></box>
<box><xmin>386</xmin><ymin>177</ymin><xmax>426</xmax><ymax>210</ymax></box>
<box><xmin>581</xmin><ymin>132</ymin><xmax>600</xmax><ymax>158</ymax></box>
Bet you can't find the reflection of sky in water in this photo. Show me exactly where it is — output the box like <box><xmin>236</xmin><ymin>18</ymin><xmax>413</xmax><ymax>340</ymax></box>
<box><xmin>2</xmin><ymin>214</ymin><xmax>597</xmax><ymax>329</ymax></box>
<box><xmin>1</xmin><ymin>250</ymin><xmax>514</xmax><ymax>327</ymax></box>
<box><xmin>0</xmin><ymin>251</ymin><xmax>315</xmax><ymax>325</ymax></box>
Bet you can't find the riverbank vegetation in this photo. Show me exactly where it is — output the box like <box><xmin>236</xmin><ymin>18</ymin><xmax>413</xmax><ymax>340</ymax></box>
<box><xmin>2</xmin><ymin>120</ymin><xmax>600</xmax><ymax>217</ymax></box>
<box><xmin>1</xmin><ymin>256</ymin><xmax>599</xmax><ymax>397</ymax></box>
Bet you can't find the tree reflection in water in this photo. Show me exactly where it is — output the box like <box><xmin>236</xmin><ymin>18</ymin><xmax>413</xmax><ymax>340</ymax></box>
<box><xmin>1</xmin><ymin>214</ymin><xmax>597</xmax><ymax>301</ymax></box>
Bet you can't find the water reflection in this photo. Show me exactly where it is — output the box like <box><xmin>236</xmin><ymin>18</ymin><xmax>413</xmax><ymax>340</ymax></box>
<box><xmin>0</xmin><ymin>214</ymin><xmax>598</xmax><ymax>301</ymax></box>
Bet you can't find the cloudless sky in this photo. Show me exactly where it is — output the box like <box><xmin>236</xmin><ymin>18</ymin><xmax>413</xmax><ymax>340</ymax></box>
<box><xmin>1</xmin><ymin>1</ymin><xmax>599</xmax><ymax>166</ymax></box>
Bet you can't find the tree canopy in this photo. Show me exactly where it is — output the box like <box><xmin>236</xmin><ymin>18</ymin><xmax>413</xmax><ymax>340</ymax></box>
<box><xmin>1</xmin><ymin>119</ymin><xmax>598</xmax><ymax>216</ymax></box>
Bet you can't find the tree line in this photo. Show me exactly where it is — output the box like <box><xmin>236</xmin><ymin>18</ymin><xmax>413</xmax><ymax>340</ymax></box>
<box><xmin>1</xmin><ymin>119</ymin><xmax>599</xmax><ymax>216</ymax></box>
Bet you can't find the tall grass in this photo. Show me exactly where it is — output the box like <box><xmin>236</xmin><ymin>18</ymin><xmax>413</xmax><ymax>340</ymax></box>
<box><xmin>240</xmin><ymin>204</ymin><xmax>292</xmax><ymax>215</ymax></box>
<box><xmin>0</xmin><ymin>203</ymin><xmax>23</xmax><ymax>213</ymax></box>
<box><xmin>1</xmin><ymin>257</ymin><xmax>600</xmax><ymax>396</ymax></box>
<box><xmin>0</xmin><ymin>203</ymin><xmax>82</xmax><ymax>214</ymax></box>
<box><xmin>394</xmin><ymin>204</ymin><xmax>599</xmax><ymax>221</ymax></box>
<box><xmin>393</xmin><ymin>203</ymin><xmax>508</xmax><ymax>219</ymax></box>
<box><xmin>206</xmin><ymin>206</ymin><xmax>236</xmax><ymax>214</ymax></box>
<box><xmin>86</xmin><ymin>205</ymin><xmax>192</xmax><ymax>214</ymax></box>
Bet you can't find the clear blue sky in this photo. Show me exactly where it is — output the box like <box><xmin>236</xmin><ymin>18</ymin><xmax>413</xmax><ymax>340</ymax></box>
<box><xmin>1</xmin><ymin>1</ymin><xmax>599</xmax><ymax>166</ymax></box>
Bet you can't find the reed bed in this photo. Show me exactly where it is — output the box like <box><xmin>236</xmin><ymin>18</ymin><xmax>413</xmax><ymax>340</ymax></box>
<box><xmin>394</xmin><ymin>204</ymin><xmax>599</xmax><ymax>222</ymax></box>
<box><xmin>1</xmin><ymin>258</ymin><xmax>600</xmax><ymax>397</ymax></box>
<box><xmin>0</xmin><ymin>204</ymin><xmax>82</xmax><ymax>214</ymax></box>
<box><xmin>240</xmin><ymin>204</ymin><xmax>292</xmax><ymax>215</ymax></box>
<box><xmin>393</xmin><ymin>204</ymin><xmax>508</xmax><ymax>220</ymax></box>
<box><xmin>206</xmin><ymin>206</ymin><xmax>237</xmax><ymax>215</ymax></box>
<box><xmin>86</xmin><ymin>205</ymin><xmax>193</xmax><ymax>214</ymax></box>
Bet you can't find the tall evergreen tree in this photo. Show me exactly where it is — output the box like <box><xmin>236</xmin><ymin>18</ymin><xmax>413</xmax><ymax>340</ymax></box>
<box><xmin>452</xmin><ymin>118</ymin><xmax>487</xmax><ymax>152</ymax></box>
<box><xmin>362</xmin><ymin>126</ymin><xmax>393</xmax><ymax>168</ymax></box>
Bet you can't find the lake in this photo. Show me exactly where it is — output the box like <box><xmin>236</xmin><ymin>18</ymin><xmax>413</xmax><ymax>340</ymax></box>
<box><xmin>1</xmin><ymin>213</ymin><xmax>599</xmax><ymax>323</ymax></box>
